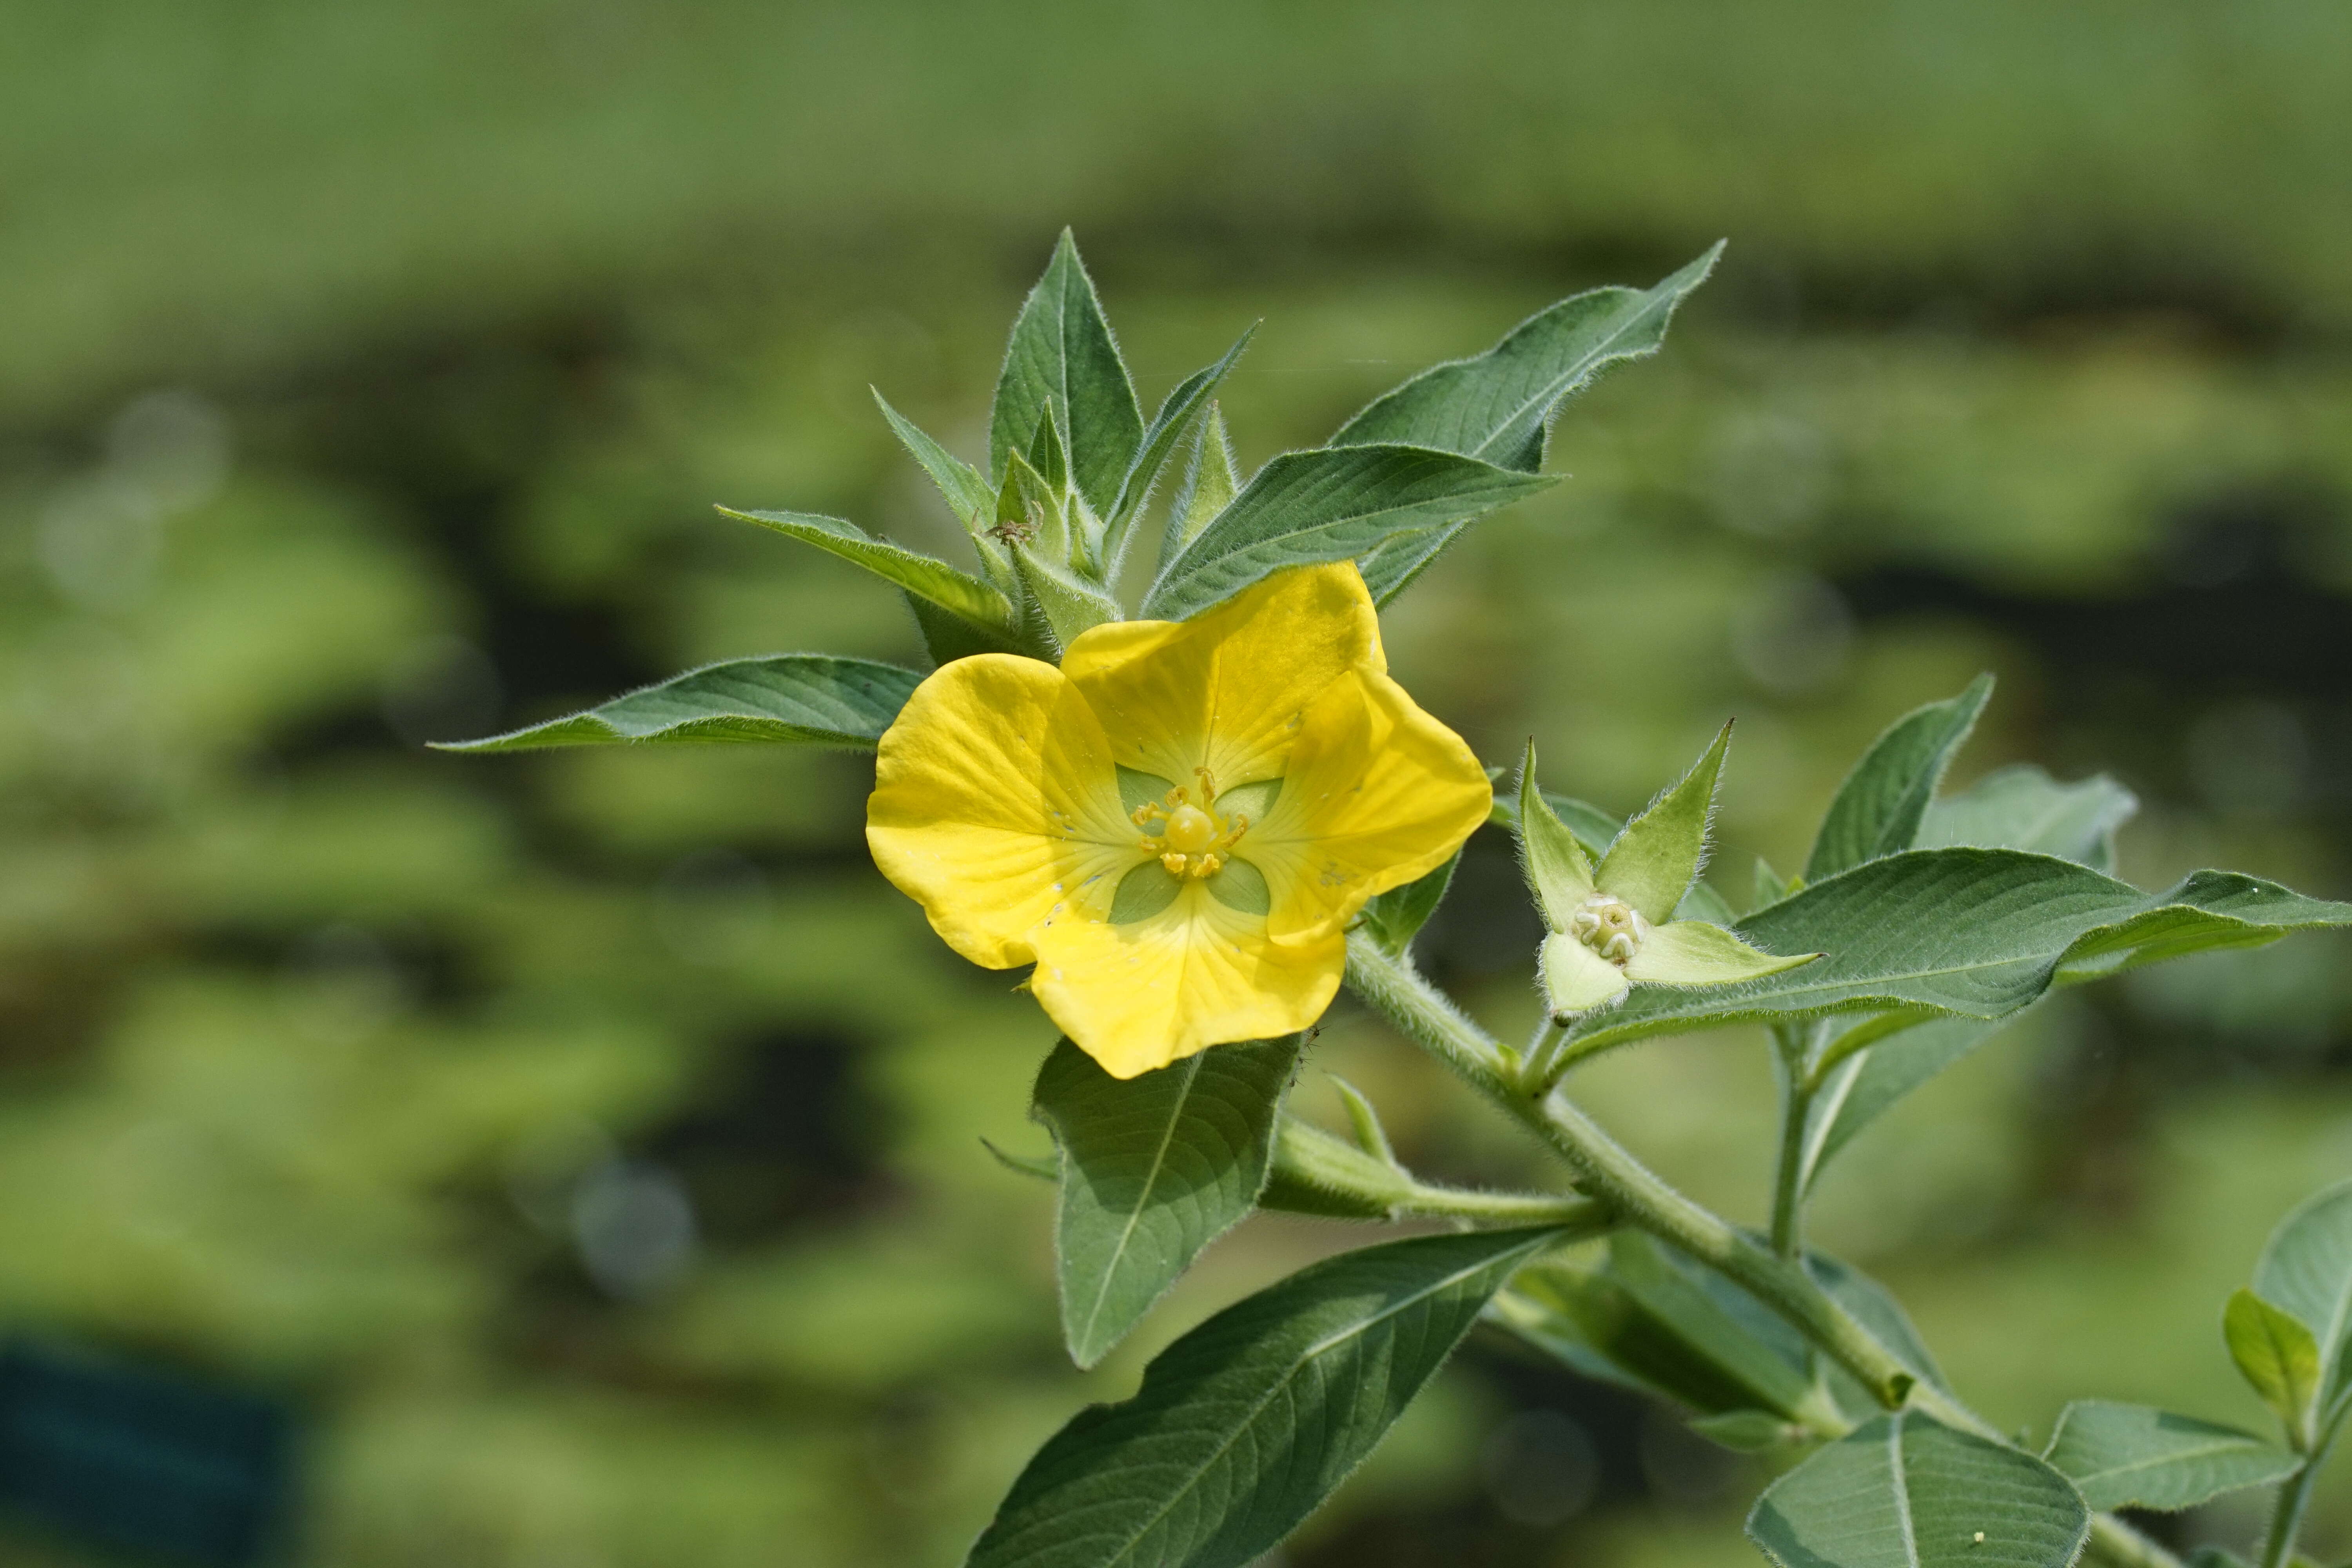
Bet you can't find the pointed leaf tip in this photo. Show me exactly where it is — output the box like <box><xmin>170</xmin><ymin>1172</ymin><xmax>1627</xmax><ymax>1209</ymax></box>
<box><xmin>1517</xmin><ymin>740</ymin><xmax>1597</xmax><ymax>930</ymax></box>
<box><xmin>1596</xmin><ymin>720</ymin><xmax>1732</xmax><ymax>924</ymax></box>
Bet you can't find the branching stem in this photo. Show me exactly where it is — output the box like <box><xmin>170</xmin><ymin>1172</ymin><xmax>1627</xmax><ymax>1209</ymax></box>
<box><xmin>1339</xmin><ymin>933</ymin><xmax>2180</xmax><ymax>1568</ymax></box>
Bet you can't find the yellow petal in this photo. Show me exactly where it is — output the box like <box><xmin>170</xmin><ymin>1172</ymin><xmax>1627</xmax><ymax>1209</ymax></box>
<box><xmin>1030</xmin><ymin>883</ymin><xmax>1343</xmax><ymax>1078</ymax></box>
<box><xmin>1245</xmin><ymin>667</ymin><xmax>1493</xmax><ymax>944</ymax></box>
<box><xmin>1061</xmin><ymin>562</ymin><xmax>1385</xmax><ymax>789</ymax></box>
<box><xmin>867</xmin><ymin>653</ymin><xmax>1140</xmax><ymax>969</ymax></box>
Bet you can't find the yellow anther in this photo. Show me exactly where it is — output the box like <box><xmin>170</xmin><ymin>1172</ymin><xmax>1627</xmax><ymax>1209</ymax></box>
<box><xmin>1194</xmin><ymin>766</ymin><xmax>1219</xmax><ymax>803</ymax></box>
<box><xmin>1160</xmin><ymin>851</ymin><xmax>1190</xmax><ymax>876</ymax></box>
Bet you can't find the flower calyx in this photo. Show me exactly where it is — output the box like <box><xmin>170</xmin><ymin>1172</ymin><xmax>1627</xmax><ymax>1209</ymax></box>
<box><xmin>1515</xmin><ymin>730</ymin><xmax>1823</xmax><ymax>1020</ymax></box>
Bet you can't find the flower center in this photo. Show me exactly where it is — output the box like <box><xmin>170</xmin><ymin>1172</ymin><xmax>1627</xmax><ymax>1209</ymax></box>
<box><xmin>1132</xmin><ymin>768</ymin><xmax>1251</xmax><ymax>880</ymax></box>
<box><xmin>1570</xmin><ymin>893</ymin><xmax>1648</xmax><ymax>966</ymax></box>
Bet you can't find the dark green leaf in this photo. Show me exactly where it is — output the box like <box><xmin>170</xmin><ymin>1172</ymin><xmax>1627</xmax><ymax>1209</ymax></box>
<box><xmin>1332</xmin><ymin>243</ymin><xmax>1724</xmax><ymax>472</ymax></box>
<box><xmin>1106</xmin><ymin>326</ymin><xmax>1256</xmax><ymax>568</ymax></box>
<box><xmin>1142</xmin><ymin>445</ymin><xmax>1554</xmax><ymax>621</ymax></box>
<box><xmin>991</xmin><ymin>230</ymin><xmax>1144</xmax><ymax>517</ymax></box>
<box><xmin>1353</xmin><ymin>523</ymin><xmax>1466</xmax><ymax>606</ymax></box>
<box><xmin>1161</xmin><ymin>401</ymin><xmax>1239</xmax><ymax>564</ymax></box>
<box><xmin>1918</xmin><ymin>764</ymin><xmax>2138</xmax><ymax>874</ymax></box>
<box><xmin>1807</xmin><ymin>1250</ymin><xmax>1951</xmax><ymax>1398</ymax></box>
<box><xmin>965</xmin><ymin>1227</ymin><xmax>1560</xmax><ymax>1568</ymax></box>
<box><xmin>719</xmin><ymin>506</ymin><xmax>1017</xmax><ymax>637</ymax></box>
<box><xmin>1747</xmin><ymin>1410</ymin><xmax>2090</xmax><ymax>1568</ymax></box>
<box><xmin>2253</xmin><ymin>1177</ymin><xmax>2352</xmax><ymax>1413</ymax></box>
<box><xmin>1806</xmin><ymin>675</ymin><xmax>1994</xmax><ymax>883</ymax></box>
<box><xmin>2043</xmin><ymin>1399</ymin><xmax>2298</xmax><ymax>1511</ymax></box>
<box><xmin>1357</xmin><ymin>849</ymin><xmax>1461</xmax><ymax>960</ymax></box>
<box><xmin>432</xmin><ymin>655</ymin><xmax>920</xmax><ymax>751</ymax></box>
<box><xmin>1032</xmin><ymin>1036</ymin><xmax>1302</xmax><ymax>1369</ymax></box>
<box><xmin>871</xmin><ymin>388</ymin><xmax>1004</xmax><ymax>560</ymax></box>
<box><xmin>1557</xmin><ymin>850</ymin><xmax>2352</xmax><ymax>1066</ymax></box>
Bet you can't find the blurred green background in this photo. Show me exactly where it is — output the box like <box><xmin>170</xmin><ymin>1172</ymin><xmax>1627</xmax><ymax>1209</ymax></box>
<box><xmin>4</xmin><ymin>3</ymin><xmax>2350</xmax><ymax>1563</ymax></box>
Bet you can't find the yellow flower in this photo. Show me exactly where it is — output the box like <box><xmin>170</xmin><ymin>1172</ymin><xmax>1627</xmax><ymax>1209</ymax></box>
<box><xmin>867</xmin><ymin>563</ymin><xmax>1492</xmax><ymax>1077</ymax></box>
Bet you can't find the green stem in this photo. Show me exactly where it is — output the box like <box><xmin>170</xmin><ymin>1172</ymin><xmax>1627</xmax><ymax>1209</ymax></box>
<box><xmin>2258</xmin><ymin>1411</ymin><xmax>2343</xmax><ymax>1568</ymax></box>
<box><xmin>1339</xmin><ymin>933</ymin><xmax>2182</xmax><ymax>1568</ymax></box>
<box><xmin>1769</xmin><ymin>1027</ymin><xmax>1811</xmax><ymax>1259</ymax></box>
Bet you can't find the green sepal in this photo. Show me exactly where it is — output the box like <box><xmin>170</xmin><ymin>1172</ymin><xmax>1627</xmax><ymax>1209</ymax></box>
<box><xmin>1517</xmin><ymin>740</ymin><xmax>1597</xmax><ymax>929</ymax></box>
<box><xmin>1328</xmin><ymin>1075</ymin><xmax>1399</xmax><ymax>1167</ymax></box>
<box><xmin>870</xmin><ymin>388</ymin><xmax>1010</xmax><ymax>584</ymax></box>
<box><xmin>1258</xmin><ymin>1115</ymin><xmax>1412</xmax><ymax>1219</ymax></box>
<box><xmin>1805</xmin><ymin>674</ymin><xmax>1993</xmax><ymax>883</ymax></box>
<box><xmin>432</xmin><ymin>654</ymin><xmax>920</xmax><ymax>751</ymax></box>
<box><xmin>2225</xmin><ymin>1287</ymin><xmax>2323</xmax><ymax>1446</ymax></box>
<box><xmin>1490</xmin><ymin>775</ymin><xmax>1620</xmax><ymax>857</ymax></box>
<box><xmin>1012</xmin><ymin>541</ymin><xmax>1122</xmax><ymax>655</ymax></box>
<box><xmin>994</xmin><ymin>446</ymin><xmax>1074</xmax><ymax>570</ymax></box>
<box><xmin>1594</xmin><ymin>721</ymin><xmax>1730</xmax><ymax>924</ymax></box>
<box><xmin>1106</xmin><ymin>325</ymin><xmax>1256</xmax><ymax>576</ymax></box>
<box><xmin>1541</xmin><ymin>932</ymin><xmax>1629</xmax><ymax>1017</ymax></box>
<box><xmin>989</xmin><ymin>229</ymin><xmax>1143</xmax><ymax>517</ymax></box>
<box><xmin>1162</xmin><ymin>399</ymin><xmax>1239</xmax><ymax>562</ymax></box>
<box><xmin>719</xmin><ymin>505</ymin><xmax>1018</xmax><ymax>640</ymax></box>
<box><xmin>1624</xmin><ymin>918</ymin><xmax>1820</xmax><ymax>989</ymax></box>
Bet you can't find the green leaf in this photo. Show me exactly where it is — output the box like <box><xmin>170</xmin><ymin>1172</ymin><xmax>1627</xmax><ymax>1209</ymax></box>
<box><xmin>2042</xmin><ymin>1399</ymin><xmax>2299</xmax><ymax>1511</ymax></box>
<box><xmin>1106</xmin><ymin>326</ymin><xmax>1256</xmax><ymax>568</ymax></box>
<box><xmin>1807</xmin><ymin>1250</ymin><xmax>1950</xmax><ymax>1400</ymax></box>
<box><xmin>1494</xmin><ymin>1235</ymin><xmax>1820</xmax><ymax>1423</ymax></box>
<box><xmin>1918</xmin><ymin>764</ymin><xmax>2138</xmax><ymax>874</ymax></box>
<box><xmin>1624</xmin><ymin>917</ymin><xmax>1820</xmax><ymax>989</ymax></box>
<box><xmin>1353</xmin><ymin>523</ymin><xmax>1468</xmax><ymax>606</ymax></box>
<box><xmin>432</xmin><ymin>654</ymin><xmax>920</xmax><ymax>751</ymax></box>
<box><xmin>964</xmin><ymin>1226</ymin><xmax>1560</xmax><ymax>1568</ymax></box>
<box><xmin>1356</xmin><ymin>848</ymin><xmax>1461</xmax><ymax>960</ymax></box>
<box><xmin>1799</xmin><ymin>1014</ymin><xmax>2005</xmax><ymax>1195</ymax></box>
<box><xmin>991</xmin><ymin>229</ymin><xmax>1144</xmax><ymax>518</ymax></box>
<box><xmin>1806</xmin><ymin>675</ymin><xmax>1995</xmax><ymax>884</ymax></box>
<box><xmin>1027</xmin><ymin>395</ymin><xmax>1072</xmax><ymax>494</ymax></box>
<box><xmin>1747</xmin><ymin>1410</ymin><xmax>2090</xmax><ymax>1568</ymax></box>
<box><xmin>1012</xmin><ymin>542</ymin><xmax>1123</xmax><ymax>656</ymax></box>
<box><xmin>871</xmin><ymin>388</ymin><xmax>1005</xmax><ymax>564</ymax></box>
<box><xmin>1596</xmin><ymin>722</ymin><xmax>1731</xmax><ymax>923</ymax></box>
<box><xmin>1142</xmin><ymin>445</ymin><xmax>1555</xmax><ymax>621</ymax></box>
<box><xmin>1032</xmin><ymin>1035</ymin><xmax>1303</xmax><ymax>1370</ymax></box>
<box><xmin>996</xmin><ymin>446</ymin><xmax>1075</xmax><ymax>568</ymax></box>
<box><xmin>1557</xmin><ymin>849</ymin><xmax>2352</xmax><ymax>1067</ymax></box>
<box><xmin>1332</xmin><ymin>243</ymin><xmax>1724</xmax><ymax>472</ymax></box>
<box><xmin>2252</xmin><ymin>1177</ymin><xmax>2352</xmax><ymax>1414</ymax></box>
<box><xmin>1161</xmin><ymin>401</ymin><xmax>1240</xmax><ymax>562</ymax></box>
<box><xmin>1755</xmin><ymin>856</ymin><xmax>1798</xmax><ymax>911</ymax></box>
<box><xmin>2225</xmin><ymin>1287</ymin><xmax>2323</xmax><ymax>1444</ymax></box>
<box><xmin>1518</xmin><ymin>741</ymin><xmax>1597</xmax><ymax>929</ymax></box>
<box><xmin>719</xmin><ymin>506</ymin><xmax>1018</xmax><ymax>638</ymax></box>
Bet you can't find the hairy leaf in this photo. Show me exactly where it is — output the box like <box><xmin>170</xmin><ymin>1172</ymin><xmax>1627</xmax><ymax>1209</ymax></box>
<box><xmin>1142</xmin><ymin>445</ymin><xmax>1553</xmax><ymax>621</ymax></box>
<box><xmin>991</xmin><ymin>230</ymin><xmax>1144</xmax><ymax>517</ymax></box>
<box><xmin>872</xmin><ymin>388</ymin><xmax>1002</xmax><ymax>552</ymax></box>
<box><xmin>965</xmin><ymin>1227</ymin><xmax>1560</xmax><ymax>1568</ymax></box>
<box><xmin>1490</xmin><ymin>784</ymin><xmax>1621</xmax><ymax>858</ymax></box>
<box><xmin>2252</xmin><ymin>1177</ymin><xmax>2352</xmax><ymax>1414</ymax></box>
<box><xmin>1800</xmin><ymin>1015</ymin><xmax>2003</xmax><ymax>1196</ymax></box>
<box><xmin>434</xmin><ymin>655</ymin><xmax>920</xmax><ymax>751</ymax></box>
<box><xmin>1013</xmin><ymin>543</ymin><xmax>1123</xmax><ymax>655</ymax></box>
<box><xmin>1806</xmin><ymin>676</ymin><xmax>1993</xmax><ymax>883</ymax></box>
<box><xmin>1556</xmin><ymin>849</ymin><xmax>2352</xmax><ymax>1066</ymax></box>
<box><xmin>2043</xmin><ymin>1400</ymin><xmax>2298</xmax><ymax>1512</ymax></box>
<box><xmin>719</xmin><ymin>506</ymin><xmax>1017</xmax><ymax>637</ymax></box>
<box><xmin>1918</xmin><ymin>764</ymin><xmax>2138</xmax><ymax>873</ymax></box>
<box><xmin>1747</xmin><ymin>1410</ymin><xmax>2090</xmax><ymax>1568</ymax></box>
<box><xmin>1161</xmin><ymin>402</ymin><xmax>1239</xmax><ymax>563</ymax></box>
<box><xmin>1107</xmin><ymin>326</ymin><xmax>1256</xmax><ymax>566</ymax></box>
<box><xmin>1332</xmin><ymin>243</ymin><xmax>1723</xmax><ymax>472</ymax></box>
<box><xmin>1032</xmin><ymin>1036</ymin><xmax>1302</xmax><ymax>1369</ymax></box>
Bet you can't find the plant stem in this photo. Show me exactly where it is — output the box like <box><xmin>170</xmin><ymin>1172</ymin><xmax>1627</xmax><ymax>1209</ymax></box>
<box><xmin>2258</xmin><ymin>1413</ymin><xmax>2342</xmax><ymax>1568</ymax></box>
<box><xmin>1769</xmin><ymin>1029</ymin><xmax>1811</xmax><ymax>1259</ymax></box>
<box><xmin>1339</xmin><ymin>933</ymin><xmax>2183</xmax><ymax>1568</ymax></box>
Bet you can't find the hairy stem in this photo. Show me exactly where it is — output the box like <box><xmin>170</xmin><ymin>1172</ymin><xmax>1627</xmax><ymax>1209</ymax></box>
<box><xmin>1340</xmin><ymin>933</ymin><xmax>2182</xmax><ymax>1568</ymax></box>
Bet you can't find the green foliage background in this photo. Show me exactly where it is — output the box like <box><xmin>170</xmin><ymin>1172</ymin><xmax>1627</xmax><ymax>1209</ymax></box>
<box><xmin>3</xmin><ymin>4</ymin><xmax>2349</xmax><ymax>1563</ymax></box>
